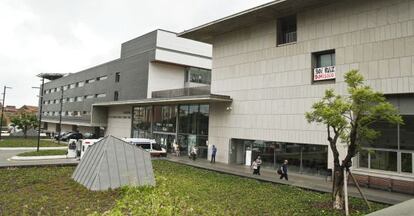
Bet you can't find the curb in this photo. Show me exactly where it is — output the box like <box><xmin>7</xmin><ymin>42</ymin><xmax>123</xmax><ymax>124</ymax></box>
<box><xmin>10</xmin><ymin>155</ymin><xmax>74</xmax><ymax>161</ymax></box>
<box><xmin>0</xmin><ymin>147</ymin><xmax>67</xmax><ymax>151</ymax></box>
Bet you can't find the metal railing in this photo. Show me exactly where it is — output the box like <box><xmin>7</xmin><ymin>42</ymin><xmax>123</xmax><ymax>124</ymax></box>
<box><xmin>151</xmin><ymin>86</ymin><xmax>211</xmax><ymax>98</ymax></box>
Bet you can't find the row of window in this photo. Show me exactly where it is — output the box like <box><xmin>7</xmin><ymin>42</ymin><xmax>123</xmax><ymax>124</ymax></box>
<box><xmin>43</xmin><ymin>72</ymin><xmax>121</xmax><ymax>95</ymax></box>
<box><xmin>43</xmin><ymin>94</ymin><xmax>107</xmax><ymax>105</ymax></box>
<box><xmin>43</xmin><ymin>111</ymin><xmax>91</xmax><ymax>117</ymax></box>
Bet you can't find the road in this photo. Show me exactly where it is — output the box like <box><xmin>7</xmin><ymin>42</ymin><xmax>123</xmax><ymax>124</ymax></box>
<box><xmin>0</xmin><ymin>149</ymin><xmax>78</xmax><ymax>167</ymax></box>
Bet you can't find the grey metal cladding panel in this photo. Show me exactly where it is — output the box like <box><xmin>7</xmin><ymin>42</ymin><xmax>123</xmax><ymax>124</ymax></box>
<box><xmin>120</xmin><ymin>30</ymin><xmax>157</xmax><ymax>59</ymax></box>
<box><xmin>117</xmin><ymin>54</ymin><xmax>150</xmax><ymax>100</ymax></box>
<box><xmin>106</xmin><ymin>138</ymin><xmax>121</xmax><ymax>189</ymax></box>
<box><xmin>124</xmin><ymin>144</ymin><xmax>140</xmax><ymax>185</ymax></box>
<box><xmin>115</xmin><ymin>141</ymin><xmax>129</xmax><ymax>186</ymax></box>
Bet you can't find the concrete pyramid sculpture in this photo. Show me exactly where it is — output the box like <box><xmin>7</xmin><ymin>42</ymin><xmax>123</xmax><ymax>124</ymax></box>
<box><xmin>72</xmin><ymin>135</ymin><xmax>155</xmax><ymax>191</ymax></box>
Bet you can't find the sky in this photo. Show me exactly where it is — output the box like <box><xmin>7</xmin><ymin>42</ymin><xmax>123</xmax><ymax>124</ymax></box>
<box><xmin>0</xmin><ymin>0</ymin><xmax>273</xmax><ymax>107</ymax></box>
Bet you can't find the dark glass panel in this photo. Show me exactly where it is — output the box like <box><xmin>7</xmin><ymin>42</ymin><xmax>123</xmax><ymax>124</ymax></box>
<box><xmin>370</xmin><ymin>151</ymin><xmax>397</xmax><ymax>171</ymax></box>
<box><xmin>401</xmin><ymin>153</ymin><xmax>413</xmax><ymax>173</ymax></box>
<box><xmin>400</xmin><ymin>115</ymin><xmax>414</xmax><ymax>150</ymax></box>
<box><xmin>365</xmin><ymin>121</ymin><xmax>398</xmax><ymax>149</ymax></box>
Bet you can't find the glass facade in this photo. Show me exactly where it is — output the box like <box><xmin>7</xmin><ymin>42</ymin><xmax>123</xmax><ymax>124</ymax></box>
<box><xmin>185</xmin><ymin>67</ymin><xmax>211</xmax><ymax>84</ymax></box>
<box><xmin>132</xmin><ymin>104</ymin><xmax>209</xmax><ymax>158</ymax></box>
<box><xmin>358</xmin><ymin>115</ymin><xmax>414</xmax><ymax>174</ymax></box>
<box><xmin>132</xmin><ymin>106</ymin><xmax>152</xmax><ymax>138</ymax></box>
<box><xmin>230</xmin><ymin>139</ymin><xmax>329</xmax><ymax>176</ymax></box>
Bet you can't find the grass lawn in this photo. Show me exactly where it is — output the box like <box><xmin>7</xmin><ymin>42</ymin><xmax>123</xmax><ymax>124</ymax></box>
<box><xmin>17</xmin><ymin>149</ymin><xmax>68</xmax><ymax>157</ymax></box>
<box><xmin>0</xmin><ymin>138</ymin><xmax>64</xmax><ymax>147</ymax></box>
<box><xmin>0</xmin><ymin>161</ymin><xmax>386</xmax><ymax>216</ymax></box>
<box><xmin>0</xmin><ymin>166</ymin><xmax>120</xmax><ymax>215</ymax></box>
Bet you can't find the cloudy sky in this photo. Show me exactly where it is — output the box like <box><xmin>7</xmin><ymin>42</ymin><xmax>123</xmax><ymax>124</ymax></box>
<box><xmin>0</xmin><ymin>0</ymin><xmax>272</xmax><ymax>107</ymax></box>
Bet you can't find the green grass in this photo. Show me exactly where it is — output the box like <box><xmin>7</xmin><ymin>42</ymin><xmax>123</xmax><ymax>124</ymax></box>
<box><xmin>0</xmin><ymin>138</ymin><xmax>64</xmax><ymax>147</ymax></box>
<box><xmin>108</xmin><ymin>160</ymin><xmax>386</xmax><ymax>216</ymax></box>
<box><xmin>17</xmin><ymin>149</ymin><xmax>68</xmax><ymax>157</ymax></box>
<box><xmin>0</xmin><ymin>161</ymin><xmax>386</xmax><ymax>216</ymax></box>
<box><xmin>0</xmin><ymin>166</ymin><xmax>120</xmax><ymax>215</ymax></box>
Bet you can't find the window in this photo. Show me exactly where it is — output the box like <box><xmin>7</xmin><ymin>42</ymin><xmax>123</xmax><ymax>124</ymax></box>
<box><xmin>96</xmin><ymin>93</ymin><xmax>106</xmax><ymax>98</ymax></box>
<box><xmin>76</xmin><ymin>82</ymin><xmax>85</xmax><ymax>87</ymax></box>
<box><xmin>312</xmin><ymin>50</ymin><xmax>336</xmax><ymax>82</ymax></box>
<box><xmin>114</xmin><ymin>91</ymin><xmax>119</xmax><ymax>101</ymax></box>
<box><xmin>54</xmin><ymin>99</ymin><xmax>59</xmax><ymax>104</ymax></box>
<box><xmin>63</xmin><ymin>86</ymin><xmax>68</xmax><ymax>91</ymax></box>
<box><xmin>185</xmin><ymin>67</ymin><xmax>211</xmax><ymax>84</ymax></box>
<box><xmin>75</xmin><ymin>96</ymin><xmax>83</xmax><ymax>102</ymax></box>
<box><xmin>115</xmin><ymin>72</ymin><xmax>120</xmax><ymax>82</ymax></box>
<box><xmin>84</xmin><ymin>95</ymin><xmax>94</xmax><ymax>99</ymax></box>
<box><xmin>359</xmin><ymin>114</ymin><xmax>414</xmax><ymax>174</ymax></box>
<box><xmin>97</xmin><ymin>76</ymin><xmax>107</xmax><ymax>81</ymax></box>
<box><xmin>86</xmin><ymin>78</ymin><xmax>95</xmax><ymax>84</ymax></box>
<box><xmin>277</xmin><ymin>15</ymin><xmax>297</xmax><ymax>45</ymax></box>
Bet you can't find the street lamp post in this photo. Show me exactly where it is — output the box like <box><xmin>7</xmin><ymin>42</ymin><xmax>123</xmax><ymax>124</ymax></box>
<box><xmin>58</xmin><ymin>86</ymin><xmax>64</xmax><ymax>145</ymax></box>
<box><xmin>36</xmin><ymin>78</ymin><xmax>45</xmax><ymax>151</ymax></box>
<box><xmin>0</xmin><ymin>86</ymin><xmax>12</xmax><ymax>141</ymax></box>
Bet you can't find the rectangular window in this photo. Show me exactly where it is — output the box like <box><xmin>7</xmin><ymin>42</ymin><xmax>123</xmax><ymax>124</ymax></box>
<box><xmin>86</xmin><ymin>78</ymin><xmax>95</xmax><ymax>84</ymax></box>
<box><xmin>401</xmin><ymin>153</ymin><xmax>413</xmax><ymax>173</ymax></box>
<box><xmin>185</xmin><ymin>67</ymin><xmax>211</xmax><ymax>84</ymax></box>
<box><xmin>97</xmin><ymin>76</ymin><xmax>107</xmax><ymax>81</ymax></box>
<box><xmin>69</xmin><ymin>83</ymin><xmax>76</xmax><ymax>89</ymax></box>
<box><xmin>63</xmin><ymin>86</ymin><xmax>68</xmax><ymax>91</ymax></box>
<box><xmin>277</xmin><ymin>15</ymin><xmax>297</xmax><ymax>45</ymax></box>
<box><xmin>96</xmin><ymin>93</ymin><xmax>106</xmax><ymax>98</ymax></box>
<box><xmin>312</xmin><ymin>50</ymin><xmax>336</xmax><ymax>82</ymax></box>
<box><xmin>114</xmin><ymin>91</ymin><xmax>119</xmax><ymax>101</ymax></box>
<box><xmin>75</xmin><ymin>96</ymin><xmax>83</xmax><ymax>102</ymax></box>
<box><xmin>370</xmin><ymin>150</ymin><xmax>397</xmax><ymax>172</ymax></box>
<box><xmin>84</xmin><ymin>95</ymin><xmax>94</xmax><ymax>99</ymax></box>
<box><xmin>115</xmin><ymin>72</ymin><xmax>120</xmax><ymax>83</ymax></box>
<box><xmin>78</xmin><ymin>81</ymin><xmax>85</xmax><ymax>87</ymax></box>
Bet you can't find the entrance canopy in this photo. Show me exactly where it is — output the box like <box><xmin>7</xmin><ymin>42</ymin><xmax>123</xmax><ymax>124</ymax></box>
<box><xmin>90</xmin><ymin>94</ymin><xmax>232</xmax><ymax>126</ymax></box>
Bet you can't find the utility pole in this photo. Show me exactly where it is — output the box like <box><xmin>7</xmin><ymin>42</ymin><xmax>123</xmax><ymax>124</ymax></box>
<box><xmin>58</xmin><ymin>86</ymin><xmax>64</xmax><ymax>145</ymax></box>
<box><xmin>0</xmin><ymin>86</ymin><xmax>12</xmax><ymax>141</ymax></box>
<box><xmin>36</xmin><ymin>78</ymin><xmax>45</xmax><ymax>151</ymax></box>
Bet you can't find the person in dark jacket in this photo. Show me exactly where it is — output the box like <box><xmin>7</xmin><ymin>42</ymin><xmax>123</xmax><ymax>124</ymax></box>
<box><xmin>280</xmin><ymin>160</ymin><xmax>288</xmax><ymax>180</ymax></box>
<box><xmin>211</xmin><ymin>145</ymin><xmax>217</xmax><ymax>163</ymax></box>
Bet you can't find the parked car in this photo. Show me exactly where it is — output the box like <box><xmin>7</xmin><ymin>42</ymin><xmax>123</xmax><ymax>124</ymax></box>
<box><xmin>60</xmin><ymin>132</ymin><xmax>83</xmax><ymax>141</ymax></box>
<box><xmin>122</xmin><ymin>138</ymin><xmax>167</xmax><ymax>157</ymax></box>
<box><xmin>83</xmin><ymin>132</ymin><xmax>99</xmax><ymax>139</ymax></box>
<box><xmin>54</xmin><ymin>131</ymin><xmax>70</xmax><ymax>140</ymax></box>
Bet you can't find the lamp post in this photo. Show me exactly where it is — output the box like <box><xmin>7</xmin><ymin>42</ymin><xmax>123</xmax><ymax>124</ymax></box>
<box><xmin>58</xmin><ymin>86</ymin><xmax>63</xmax><ymax>145</ymax></box>
<box><xmin>35</xmin><ymin>73</ymin><xmax>65</xmax><ymax>147</ymax></box>
<box><xmin>32</xmin><ymin>78</ymin><xmax>45</xmax><ymax>152</ymax></box>
<box><xmin>0</xmin><ymin>86</ymin><xmax>12</xmax><ymax>141</ymax></box>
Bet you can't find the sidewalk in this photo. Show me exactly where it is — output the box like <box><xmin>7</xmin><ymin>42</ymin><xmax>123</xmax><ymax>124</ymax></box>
<box><xmin>166</xmin><ymin>155</ymin><xmax>413</xmax><ymax>205</ymax></box>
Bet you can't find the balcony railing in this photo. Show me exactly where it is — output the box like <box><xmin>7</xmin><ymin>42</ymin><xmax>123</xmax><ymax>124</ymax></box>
<box><xmin>151</xmin><ymin>86</ymin><xmax>211</xmax><ymax>98</ymax></box>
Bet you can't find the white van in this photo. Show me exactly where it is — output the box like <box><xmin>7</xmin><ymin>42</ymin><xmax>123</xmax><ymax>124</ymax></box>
<box><xmin>80</xmin><ymin>138</ymin><xmax>103</xmax><ymax>159</ymax></box>
<box><xmin>122</xmin><ymin>138</ymin><xmax>167</xmax><ymax>157</ymax></box>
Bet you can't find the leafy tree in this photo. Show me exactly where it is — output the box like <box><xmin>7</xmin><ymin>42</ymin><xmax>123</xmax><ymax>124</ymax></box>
<box><xmin>10</xmin><ymin>113</ymin><xmax>38</xmax><ymax>138</ymax></box>
<box><xmin>305</xmin><ymin>70</ymin><xmax>402</xmax><ymax>210</ymax></box>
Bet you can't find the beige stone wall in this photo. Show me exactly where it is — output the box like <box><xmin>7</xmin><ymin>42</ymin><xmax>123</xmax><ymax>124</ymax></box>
<box><xmin>209</xmin><ymin>0</ymin><xmax>414</xmax><ymax>165</ymax></box>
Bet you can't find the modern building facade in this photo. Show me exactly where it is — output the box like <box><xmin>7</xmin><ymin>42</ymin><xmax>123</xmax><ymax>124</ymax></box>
<box><xmin>41</xmin><ymin>29</ymin><xmax>218</xmax><ymax>143</ymax></box>
<box><xmin>39</xmin><ymin>0</ymin><xmax>414</xmax><ymax>194</ymax></box>
<box><xmin>179</xmin><ymin>0</ymin><xmax>414</xmax><ymax>193</ymax></box>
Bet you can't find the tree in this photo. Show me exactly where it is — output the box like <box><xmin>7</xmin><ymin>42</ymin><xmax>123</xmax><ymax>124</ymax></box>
<box><xmin>10</xmin><ymin>112</ymin><xmax>38</xmax><ymax>138</ymax></box>
<box><xmin>305</xmin><ymin>70</ymin><xmax>402</xmax><ymax>211</ymax></box>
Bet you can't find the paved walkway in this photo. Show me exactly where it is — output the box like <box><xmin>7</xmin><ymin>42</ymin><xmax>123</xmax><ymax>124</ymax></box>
<box><xmin>0</xmin><ymin>149</ymin><xmax>78</xmax><ymax>168</ymax></box>
<box><xmin>166</xmin><ymin>155</ymin><xmax>413</xmax><ymax>205</ymax></box>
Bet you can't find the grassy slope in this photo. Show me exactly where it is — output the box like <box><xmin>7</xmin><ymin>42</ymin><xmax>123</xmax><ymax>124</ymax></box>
<box><xmin>0</xmin><ymin>161</ymin><xmax>386</xmax><ymax>216</ymax></box>
<box><xmin>0</xmin><ymin>138</ymin><xmax>64</xmax><ymax>147</ymax></box>
<box><xmin>0</xmin><ymin>166</ymin><xmax>120</xmax><ymax>215</ymax></box>
<box><xmin>108</xmin><ymin>160</ymin><xmax>386</xmax><ymax>216</ymax></box>
<box><xmin>17</xmin><ymin>149</ymin><xmax>67</xmax><ymax>157</ymax></box>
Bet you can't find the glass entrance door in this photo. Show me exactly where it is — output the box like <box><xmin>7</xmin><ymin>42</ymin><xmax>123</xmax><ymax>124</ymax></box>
<box><xmin>153</xmin><ymin>133</ymin><xmax>176</xmax><ymax>153</ymax></box>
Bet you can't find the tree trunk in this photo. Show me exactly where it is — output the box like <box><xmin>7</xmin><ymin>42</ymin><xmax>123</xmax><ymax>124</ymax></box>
<box><xmin>332</xmin><ymin>166</ymin><xmax>345</xmax><ymax>210</ymax></box>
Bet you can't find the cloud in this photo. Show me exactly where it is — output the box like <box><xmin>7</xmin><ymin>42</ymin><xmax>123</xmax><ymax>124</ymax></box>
<box><xmin>0</xmin><ymin>0</ymin><xmax>272</xmax><ymax>107</ymax></box>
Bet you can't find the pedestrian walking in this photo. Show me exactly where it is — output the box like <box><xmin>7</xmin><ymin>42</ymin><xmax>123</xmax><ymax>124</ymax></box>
<box><xmin>256</xmin><ymin>156</ymin><xmax>262</xmax><ymax>175</ymax></box>
<box><xmin>251</xmin><ymin>160</ymin><xmax>259</xmax><ymax>175</ymax></box>
<box><xmin>279</xmin><ymin>160</ymin><xmax>289</xmax><ymax>180</ymax></box>
<box><xmin>210</xmin><ymin>145</ymin><xmax>217</xmax><ymax>163</ymax></box>
<box><xmin>190</xmin><ymin>146</ymin><xmax>197</xmax><ymax>161</ymax></box>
